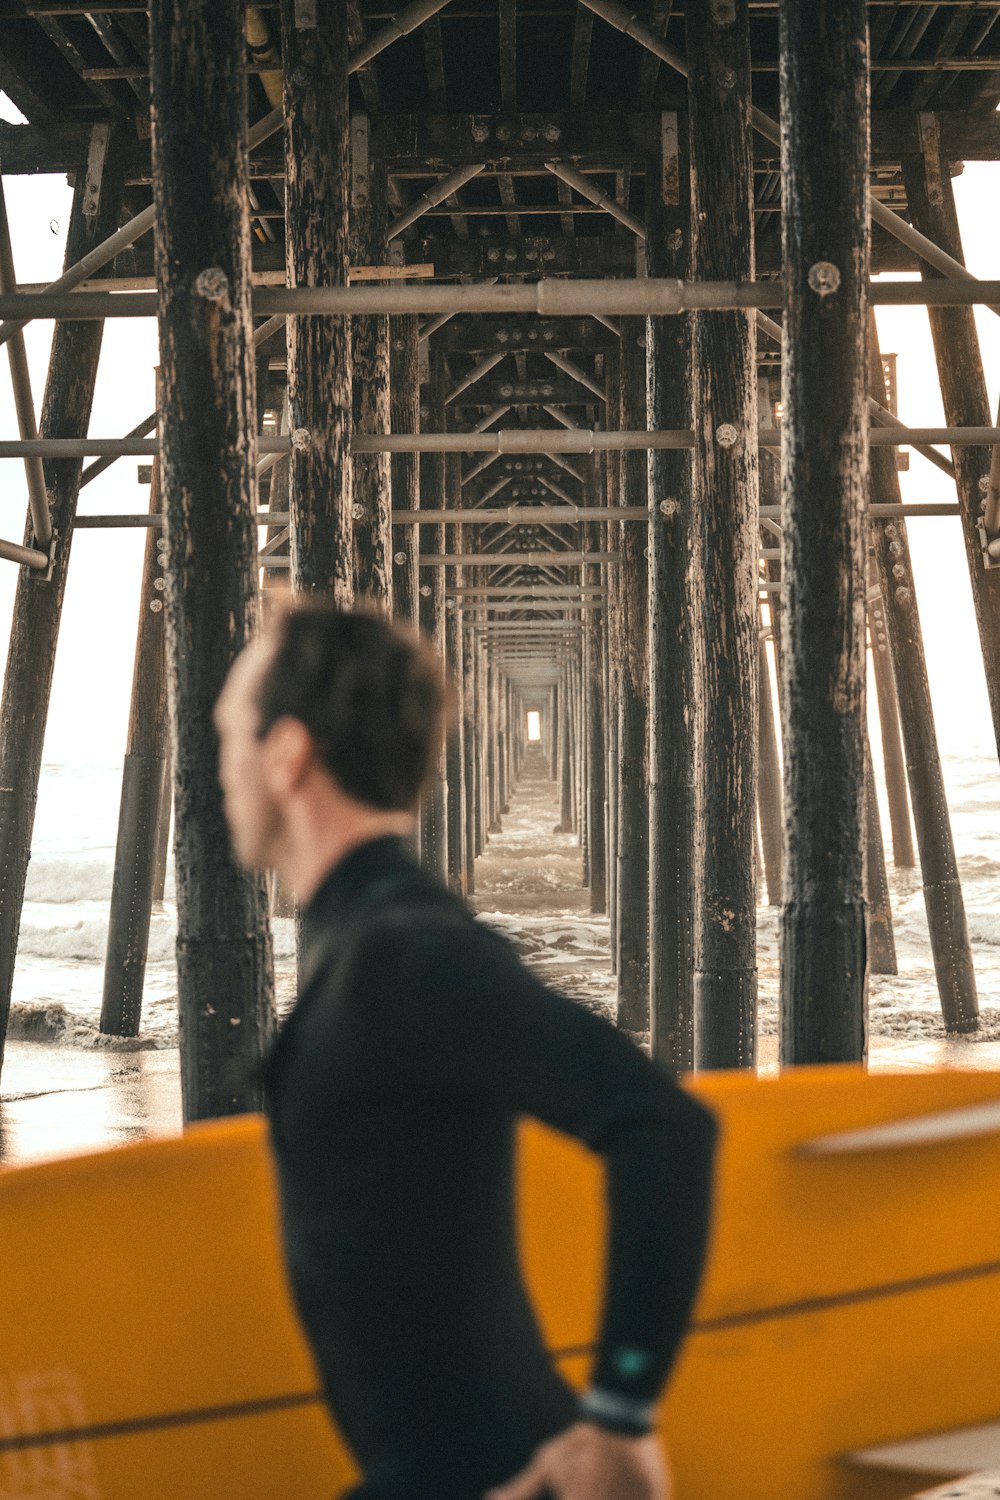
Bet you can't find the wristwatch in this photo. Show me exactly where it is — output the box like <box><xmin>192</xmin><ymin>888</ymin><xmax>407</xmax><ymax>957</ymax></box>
<box><xmin>578</xmin><ymin>1386</ymin><xmax>655</xmax><ymax>1438</ymax></box>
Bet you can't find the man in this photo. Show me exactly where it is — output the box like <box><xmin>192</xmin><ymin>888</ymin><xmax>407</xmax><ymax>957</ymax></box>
<box><xmin>214</xmin><ymin>604</ymin><xmax>717</xmax><ymax>1500</ymax></box>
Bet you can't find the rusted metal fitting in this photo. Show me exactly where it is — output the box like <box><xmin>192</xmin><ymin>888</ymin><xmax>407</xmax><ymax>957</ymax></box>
<box><xmin>807</xmin><ymin>261</ymin><xmax>841</xmax><ymax>297</ymax></box>
<box><xmin>291</xmin><ymin>427</ymin><xmax>312</xmax><ymax>452</ymax></box>
<box><xmin>715</xmin><ymin>423</ymin><xmax>739</xmax><ymax>449</ymax></box>
<box><xmin>195</xmin><ymin>267</ymin><xmax>229</xmax><ymax>302</ymax></box>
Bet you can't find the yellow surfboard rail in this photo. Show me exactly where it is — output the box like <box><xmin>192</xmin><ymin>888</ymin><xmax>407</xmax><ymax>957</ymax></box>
<box><xmin>2</xmin><ymin>1064</ymin><xmax>1000</xmax><ymax>1498</ymax></box>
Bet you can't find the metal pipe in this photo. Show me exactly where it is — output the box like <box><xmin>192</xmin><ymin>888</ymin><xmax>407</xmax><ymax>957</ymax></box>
<box><xmin>393</xmin><ymin>505</ymin><xmax>647</xmax><ymax>523</ymax></box>
<box><xmin>348</xmin><ymin>0</ymin><xmax>455</xmax><ymax>73</ymax></box>
<box><xmin>419</xmin><ymin>550</ymin><xmax>619</xmax><ymax>565</ymax></box>
<box><xmin>389</xmin><ymin>164</ymin><xmax>487</xmax><ymax>240</ymax></box>
<box><xmin>543</xmin><ymin>350</ymin><xmax>606</xmax><ymax>402</ymax></box>
<box><xmin>461</xmin><ymin>452</ymin><xmax>502</xmax><ymax>486</ymax></box>
<box><xmin>5</xmin><ymin>427</ymin><xmax>992</xmax><ymax>459</ymax></box>
<box><xmin>471</xmin><ymin>404</ymin><xmax>512</xmax><ymax>432</ymax></box>
<box><xmin>450</xmin><ymin>586</ymin><xmax>606</xmax><ymax>596</ymax></box>
<box><xmin>73</xmin><ymin>511</ymin><xmax>287</xmax><ymax>529</ymax></box>
<box><xmin>445</xmin><ymin>350</ymin><xmax>506</xmax><ymax>405</ymax></box>
<box><xmin>544</xmin><ymin>161</ymin><xmax>646</xmax><ymax>240</ymax></box>
<box><xmin>475</xmin><ymin>475</ymin><xmax>514</xmax><ymax>505</ymax></box>
<box><xmin>0</xmin><ymin>181</ymin><xmax>50</xmax><ymax>546</ymax></box>
<box><xmin>0</xmin><ymin>536</ymin><xmax>48</xmax><ymax>569</ymax></box>
<box><xmin>0</xmin><ymin>106</ymin><xmax>284</xmax><ymax>352</ymax></box>
<box><xmin>6</xmin><ymin>277</ymin><xmax>1000</xmax><ymax>323</ymax></box>
<box><xmin>418</xmin><ymin>278</ymin><xmax>499</xmax><ymax>343</ymax></box>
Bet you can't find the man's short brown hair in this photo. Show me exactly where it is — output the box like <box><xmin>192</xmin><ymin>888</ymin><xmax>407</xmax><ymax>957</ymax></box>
<box><xmin>256</xmin><ymin>605</ymin><xmax>445</xmax><ymax>811</ymax></box>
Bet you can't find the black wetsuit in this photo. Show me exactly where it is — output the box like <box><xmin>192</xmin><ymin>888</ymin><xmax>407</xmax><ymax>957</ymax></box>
<box><xmin>263</xmin><ymin>836</ymin><xmax>716</xmax><ymax>1500</ymax></box>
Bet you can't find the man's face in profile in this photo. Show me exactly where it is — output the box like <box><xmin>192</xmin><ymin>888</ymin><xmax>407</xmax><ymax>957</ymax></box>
<box><xmin>213</xmin><ymin>638</ymin><xmax>283</xmax><ymax>871</ymax></box>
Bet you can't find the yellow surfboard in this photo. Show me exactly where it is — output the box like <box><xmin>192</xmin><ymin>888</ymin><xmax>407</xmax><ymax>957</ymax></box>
<box><xmin>3</xmin><ymin>1065</ymin><xmax>1000</xmax><ymax>1498</ymax></box>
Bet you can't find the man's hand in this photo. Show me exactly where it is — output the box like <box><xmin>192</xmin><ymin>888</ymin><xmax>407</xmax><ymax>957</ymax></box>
<box><xmin>484</xmin><ymin>1421</ymin><xmax>671</xmax><ymax>1500</ymax></box>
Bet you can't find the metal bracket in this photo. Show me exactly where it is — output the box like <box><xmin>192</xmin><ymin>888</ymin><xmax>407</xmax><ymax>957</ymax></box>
<box><xmin>977</xmin><ymin>512</ymin><xmax>1000</xmax><ymax>569</ymax></box>
<box><xmin>30</xmin><ymin>529</ymin><xmax>58</xmax><ymax>584</ymax></box>
<box><xmin>660</xmin><ymin>112</ymin><xmax>680</xmax><ymax>207</ymax></box>
<box><xmin>293</xmin><ymin>0</ymin><xmax>317</xmax><ymax>28</ymax></box>
<box><xmin>83</xmin><ymin>123</ymin><xmax>111</xmax><ymax>219</ymax></box>
<box><xmin>351</xmin><ymin>115</ymin><xmax>370</xmax><ymax>210</ymax></box>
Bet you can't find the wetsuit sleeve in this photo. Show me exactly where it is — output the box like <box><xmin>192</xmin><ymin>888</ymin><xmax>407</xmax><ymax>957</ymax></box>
<box><xmin>348</xmin><ymin>917</ymin><xmax>718</xmax><ymax>1413</ymax></box>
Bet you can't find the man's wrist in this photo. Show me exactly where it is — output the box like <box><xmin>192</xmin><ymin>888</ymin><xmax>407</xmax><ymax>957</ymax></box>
<box><xmin>578</xmin><ymin>1385</ymin><xmax>655</xmax><ymax>1438</ymax></box>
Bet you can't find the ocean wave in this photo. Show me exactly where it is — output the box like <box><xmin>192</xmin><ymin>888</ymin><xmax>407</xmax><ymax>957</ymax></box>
<box><xmin>24</xmin><ymin>856</ymin><xmax>114</xmax><ymax>903</ymax></box>
<box><xmin>17</xmin><ymin>918</ymin><xmax>178</xmax><ymax>964</ymax></box>
<box><xmin>969</xmin><ymin>913</ymin><xmax>1000</xmax><ymax>947</ymax></box>
<box><xmin>6</xmin><ymin>1000</ymin><xmax>176</xmax><ymax>1050</ymax></box>
<box><xmin>17</xmin><ymin>913</ymin><xmax>296</xmax><ymax>965</ymax></box>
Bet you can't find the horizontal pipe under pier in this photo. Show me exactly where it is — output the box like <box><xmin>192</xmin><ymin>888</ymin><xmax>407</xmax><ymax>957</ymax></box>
<box><xmin>263</xmin><ymin>551</ymin><xmax>618</xmax><ymax>568</ymax></box>
<box><xmin>0</xmin><ymin>537</ymin><xmax>49</xmax><ymax>569</ymax></box>
<box><xmin>60</xmin><ymin>501</ymin><xmax>962</xmax><ymax>537</ymax></box>
<box><xmin>391</xmin><ymin>506</ymin><xmax>648</xmax><ymax>523</ymax></box>
<box><xmin>8</xmin><ymin>279</ymin><xmax>1000</xmax><ymax>324</ymax></box>
<box><xmin>5</xmin><ymin>430</ymin><xmax>998</xmax><ymax>460</ymax></box>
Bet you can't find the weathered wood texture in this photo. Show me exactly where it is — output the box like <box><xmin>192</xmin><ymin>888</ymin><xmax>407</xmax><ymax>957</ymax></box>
<box><xmin>444</xmin><ymin>453</ymin><xmax>466</xmax><ymax>894</ymax></box>
<box><xmin>281</xmin><ymin>0</ymin><xmax>352</xmax><ymax>600</ymax></box>
<box><xmin>585</xmin><ymin>508</ymin><xmax>607</xmax><ymax>915</ymax></box>
<box><xmin>867</xmin><ymin>316</ymin><xmax>978</xmax><ymax>1032</ymax></box>
<box><xmin>689</xmin><ymin>0</ymin><xmax>758</xmax><ymax>1070</ymax></box>
<box><xmin>151</xmin><ymin>742</ymin><xmax>172</xmax><ymax>903</ymax></box>
<box><xmin>901</xmin><ymin>122</ymin><xmax>1000</xmax><ymax>763</ymax></box>
<box><xmin>779</xmin><ymin>0</ymin><xmax>870</xmax><ymax>1066</ymax></box>
<box><xmin>615</xmin><ymin>319</ymin><xmax>650</xmax><ymax>1034</ymax></box>
<box><xmin>757</xmin><ymin>626</ymin><xmax>783</xmax><ymax>907</ymax></box>
<box><xmin>389</xmin><ymin>314</ymin><xmax>419</xmax><ymax>628</ymax></box>
<box><xmin>646</xmin><ymin>118</ymin><xmax>695</xmax><ymax>1069</ymax></box>
<box><xmin>462</xmin><ymin>613</ymin><xmax>477</xmax><ymax>892</ymax></box>
<box><xmin>0</xmin><ymin>171</ymin><xmax>121</xmax><ymax>1077</ymax></box>
<box><xmin>419</xmin><ymin>347</ymin><xmax>448</xmax><ymax>880</ymax></box>
<box><xmin>351</xmin><ymin>120</ymin><xmax>391</xmax><ymax>611</ymax></box>
<box><xmin>150</xmin><ymin>0</ymin><xmax>275</xmax><ymax>1118</ymax></box>
<box><xmin>100</xmin><ymin>457</ymin><xmax>168</xmax><ymax>1036</ymax></box>
<box><xmin>864</xmin><ymin>741</ymin><xmax>897</xmax><ymax>976</ymax></box>
<box><xmin>869</xmin><ymin>600</ymin><xmax>916</xmax><ymax>868</ymax></box>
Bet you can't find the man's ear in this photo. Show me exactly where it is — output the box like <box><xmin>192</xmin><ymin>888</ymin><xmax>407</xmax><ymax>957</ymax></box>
<box><xmin>261</xmin><ymin>716</ymin><xmax>314</xmax><ymax>798</ymax></box>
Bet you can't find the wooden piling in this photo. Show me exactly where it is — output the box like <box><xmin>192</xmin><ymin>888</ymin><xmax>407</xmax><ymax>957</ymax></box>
<box><xmin>444</xmin><ymin>453</ymin><xmax>466</xmax><ymax>893</ymax></box>
<box><xmin>100</xmin><ymin>457</ymin><xmax>168</xmax><ymax>1036</ymax></box>
<box><xmin>615</xmin><ymin>319</ymin><xmax>651</xmax><ymax>1034</ymax></box>
<box><xmin>869</xmin><ymin>600</ymin><xmax>916</xmax><ymax>868</ymax></box>
<box><xmin>351</xmin><ymin>116</ymin><xmax>392</xmax><ymax>612</ymax></box>
<box><xmin>281</xmin><ymin>0</ymin><xmax>352</xmax><ymax>600</ymax></box>
<box><xmin>646</xmin><ymin>118</ymin><xmax>696</xmax><ymax>1070</ymax></box>
<box><xmin>151</xmin><ymin>747</ymin><xmax>172</xmax><ymax>903</ymax></box>
<box><xmin>688</xmin><ymin>0</ymin><xmax>758</xmax><ymax>1069</ymax></box>
<box><xmin>585</xmin><ymin>508</ymin><xmax>607</xmax><ymax>915</ymax></box>
<box><xmin>864</xmin><ymin>742</ymin><xmax>898</xmax><ymax>976</ymax></box>
<box><xmin>757</xmin><ymin>625</ymin><xmax>783</xmax><ymax>907</ymax></box>
<box><xmin>902</xmin><ymin>120</ymin><xmax>1000</xmax><ymax>761</ymax></box>
<box><xmin>419</xmin><ymin>346</ymin><xmax>448</xmax><ymax>879</ymax></box>
<box><xmin>779</xmin><ymin>0</ymin><xmax>870</xmax><ymax>1066</ymax></box>
<box><xmin>390</xmin><ymin>315</ymin><xmax>419</xmax><ymax>628</ymax></box>
<box><xmin>867</xmin><ymin>315</ymin><xmax>978</xmax><ymax>1033</ymax></box>
<box><xmin>462</xmin><ymin>614</ymin><xmax>477</xmax><ymax>891</ymax></box>
<box><xmin>0</xmin><ymin>168</ymin><xmax>123</xmax><ymax>1074</ymax></box>
<box><xmin>150</xmin><ymin>0</ymin><xmax>275</xmax><ymax>1117</ymax></box>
